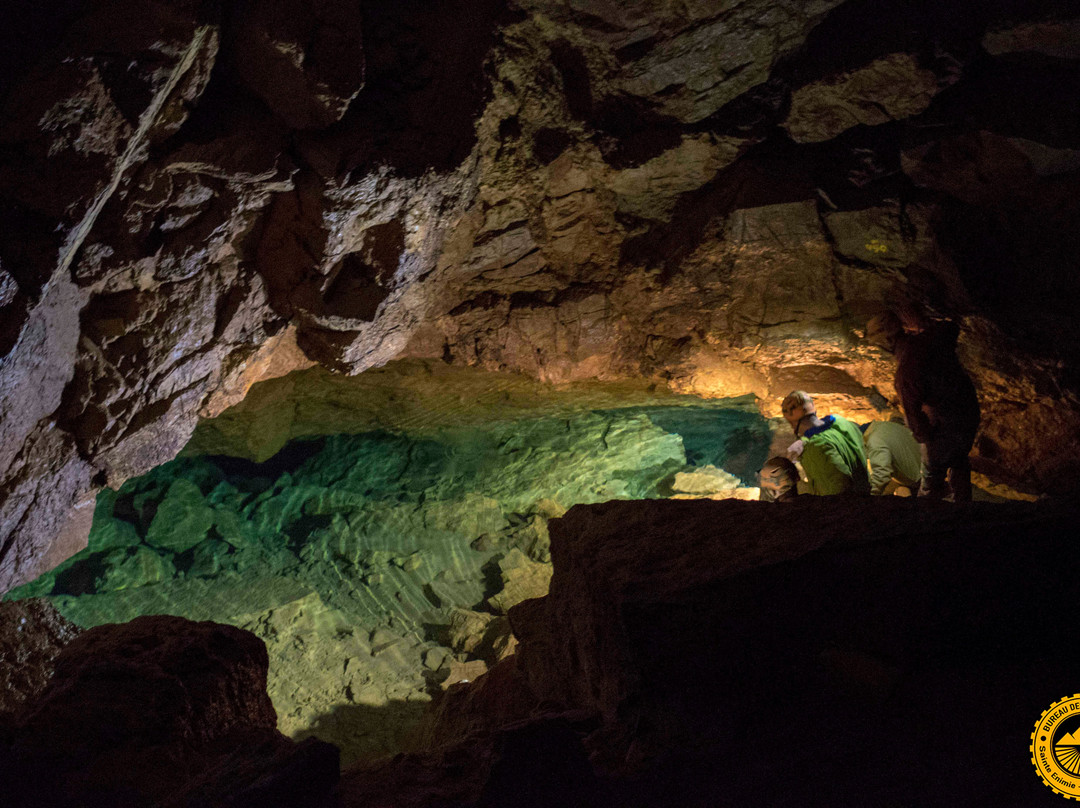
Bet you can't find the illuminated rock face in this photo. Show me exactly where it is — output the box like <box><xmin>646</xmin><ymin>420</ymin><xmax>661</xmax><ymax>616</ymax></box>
<box><xmin>2</xmin><ymin>1</ymin><xmax>1080</xmax><ymax>593</ymax></box>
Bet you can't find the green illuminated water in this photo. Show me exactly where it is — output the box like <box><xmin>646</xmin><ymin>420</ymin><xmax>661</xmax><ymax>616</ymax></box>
<box><xmin>7</xmin><ymin>405</ymin><xmax>772</xmax><ymax>765</ymax></box>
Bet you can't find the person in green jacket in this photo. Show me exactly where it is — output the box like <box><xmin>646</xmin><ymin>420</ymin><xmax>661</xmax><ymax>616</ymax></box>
<box><xmin>781</xmin><ymin>391</ymin><xmax>870</xmax><ymax>496</ymax></box>
<box><xmin>860</xmin><ymin>419</ymin><xmax>922</xmax><ymax>496</ymax></box>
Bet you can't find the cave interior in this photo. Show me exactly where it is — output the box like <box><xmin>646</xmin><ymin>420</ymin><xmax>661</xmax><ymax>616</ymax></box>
<box><xmin>2</xmin><ymin>0</ymin><xmax>1080</xmax><ymax>806</ymax></box>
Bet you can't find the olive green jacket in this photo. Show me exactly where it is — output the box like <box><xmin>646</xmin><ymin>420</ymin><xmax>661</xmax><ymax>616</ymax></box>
<box><xmin>863</xmin><ymin>420</ymin><xmax>921</xmax><ymax>495</ymax></box>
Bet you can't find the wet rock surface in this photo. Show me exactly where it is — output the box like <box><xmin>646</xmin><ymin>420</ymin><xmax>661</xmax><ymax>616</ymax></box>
<box><xmin>2</xmin><ymin>0</ymin><xmax>1080</xmax><ymax>591</ymax></box>
<box><xmin>0</xmin><ymin>599</ymin><xmax>80</xmax><ymax>721</ymax></box>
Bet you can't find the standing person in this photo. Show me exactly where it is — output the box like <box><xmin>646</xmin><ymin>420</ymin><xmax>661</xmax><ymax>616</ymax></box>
<box><xmin>860</xmin><ymin>419</ymin><xmax>922</xmax><ymax>496</ymax></box>
<box><xmin>780</xmin><ymin>391</ymin><xmax>870</xmax><ymax>496</ymax></box>
<box><xmin>865</xmin><ymin>311</ymin><xmax>980</xmax><ymax>502</ymax></box>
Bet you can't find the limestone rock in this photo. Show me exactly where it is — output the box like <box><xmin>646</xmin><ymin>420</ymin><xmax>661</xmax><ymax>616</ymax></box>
<box><xmin>416</xmin><ymin>655</ymin><xmax>541</xmax><ymax>751</ymax></box>
<box><xmin>983</xmin><ymin>18</ymin><xmax>1080</xmax><ymax>59</ymax></box>
<box><xmin>0</xmin><ymin>1</ymin><xmax>221</xmax><ymax>591</ymax></box>
<box><xmin>0</xmin><ymin>599</ymin><xmax>80</xmax><ymax>719</ymax></box>
<box><xmin>530</xmin><ymin>0</ymin><xmax>847</xmax><ymax>124</ymax></box>
<box><xmin>446</xmin><ymin>608</ymin><xmax>518</xmax><ymax>666</ymax></box>
<box><xmin>232</xmin><ymin>0</ymin><xmax>365</xmax><ymax>130</ymax></box>
<box><xmin>502</xmin><ymin>497</ymin><xmax>1080</xmax><ymax>803</ymax></box>
<box><xmin>606</xmin><ymin>134</ymin><xmax>743</xmax><ymax>221</ymax></box>
<box><xmin>505</xmin><ymin>513</ymin><xmax>552</xmax><ymax>562</ymax></box>
<box><xmin>823</xmin><ymin>203</ymin><xmax>936</xmax><ymax>269</ymax></box>
<box><xmin>442</xmin><ymin>658</ymin><xmax>490</xmax><ymax>689</ymax></box>
<box><xmin>1005</xmin><ymin>137</ymin><xmax>1080</xmax><ymax>177</ymax></box>
<box><xmin>784</xmin><ymin>53</ymin><xmax>941</xmax><ymax>143</ymax></box>
<box><xmin>233</xmin><ymin>592</ymin><xmax>432</xmax><ymax>768</ymax></box>
<box><xmin>90</xmin><ymin>545</ymin><xmax>177</xmax><ymax>593</ymax></box>
<box><xmin>346</xmin><ymin>497</ymin><xmax>1080</xmax><ymax>805</ymax></box>
<box><xmin>3</xmin><ymin>0</ymin><xmax>1080</xmax><ymax>619</ymax></box>
<box><xmin>0</xmin><ymin>424</ymin><xmax>97</xmax><ymax>594</ymax></box>
<box><xmin>145</xmin><ymin>478</ymin><xmax>215</xmax><ymax>552</ymax></box>
<box><xmin>671</xmin><ymin>464</ymin><xmax>742</xmax><ymax>495</ymax></box>
<box><xmin>487</xmin><ymin>548</ymin><xmax>553</xmax><ymax>614</ymax></box>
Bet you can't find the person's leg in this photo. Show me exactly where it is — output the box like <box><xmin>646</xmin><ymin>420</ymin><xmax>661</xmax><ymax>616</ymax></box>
<box><xmin>923</xmin><ymin>421</ymin><xmax>976</xmax><ymax>501</ymax></box>
<box><xmin>949</xmin><ymin>455</ymin><xmax>972</xmax><ymax>502</ymax></box>
<box><xmin>919</xmin><ymin>442</ymin><xmax>950</xmax><ymax>499</ymax></box>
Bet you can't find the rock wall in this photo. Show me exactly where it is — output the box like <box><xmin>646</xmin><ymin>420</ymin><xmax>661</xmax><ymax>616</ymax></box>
<box><xmin>3</xmin><ymin>0</ymin><xmax>1080</xmax><ymax>590</ymax></box>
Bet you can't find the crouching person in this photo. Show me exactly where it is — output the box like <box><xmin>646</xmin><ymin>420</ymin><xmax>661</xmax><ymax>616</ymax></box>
<box><xmin>861</xmin><ymin>419</ymin><xmax>921</xmax><ymax>496</ymax></box>
<box><xmin>780</xmin><ymin>391</ymin><xmax>870</xmax><ymax>496</ymax></box>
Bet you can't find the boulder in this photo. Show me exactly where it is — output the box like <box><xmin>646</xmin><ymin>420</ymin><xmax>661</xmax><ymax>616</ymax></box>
<box><xmin>506</xmin><ymin>497</ymin><xmax>1080</xmax><ymax>804</ymax></box>
<box><xmin>145</xmin><ymin>478</ymin><xmax>215</xmax><ymax>552</ymax></box>
<box><xmin>7</xmin><ymin>614</ymin><xmax>339</xmax><ymax>806</ymax></box>
<box><xmin>486</xmin><ymin>548</ymin><xmax>553</xmax><ymax>614</ymax></box>
<box><xmin>670</xmin><ymin>464</ymin><xmax>742</xmax><ymax>495</ymax></box>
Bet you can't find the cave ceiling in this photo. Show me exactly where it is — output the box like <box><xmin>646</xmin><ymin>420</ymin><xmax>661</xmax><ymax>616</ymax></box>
<box><xmin>2</xmin><ymin>0</ymin><xmax>1080</xmax><ymax>591</ymax></box>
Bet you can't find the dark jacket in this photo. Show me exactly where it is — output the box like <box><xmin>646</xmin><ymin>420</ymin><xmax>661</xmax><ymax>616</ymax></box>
<box><xmin>893</xmin><ymin>321</ymin><xmax>980</xmax><ymax>443</ymax></box>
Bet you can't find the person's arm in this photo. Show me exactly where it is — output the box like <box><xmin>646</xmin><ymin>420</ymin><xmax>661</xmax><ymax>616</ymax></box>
<box><xmin>896</xmin><ymin>343</ymin><xmax>932</xmax><ymax>442</ymax></box>
<box><xmin>865</xmin><ymin>441</ymin><xmax>894</xmax><ymax>495</ymax></box>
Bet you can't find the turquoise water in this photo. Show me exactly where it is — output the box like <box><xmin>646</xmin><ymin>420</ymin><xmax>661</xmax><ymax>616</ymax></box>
<box><xmin>6</xmin><ymin>405</ymin><xmax>772</xmax><ymax>764</ymax></box>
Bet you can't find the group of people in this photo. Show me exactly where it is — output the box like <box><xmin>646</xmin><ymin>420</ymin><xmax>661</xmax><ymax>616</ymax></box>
<box><xmin>758</xmin><ymin>311</ymin><xmax>981</xmax><ymax>504</ymax></box>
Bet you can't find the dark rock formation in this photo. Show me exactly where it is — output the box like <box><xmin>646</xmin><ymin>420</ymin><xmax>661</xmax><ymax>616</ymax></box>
<box><xmin>380</xmin><ymin>496</ymin><xmax>1080</xmax><ymax>806</ymax></box>
<box><xmin>0</xmin><ymin>599</ymin><xmax>80</xmax><ymax>722</ymax></box>
<box><xmin>4</xmin><ymin>614</ymin><xmax>338</xmax><ymax>807</ymax></box>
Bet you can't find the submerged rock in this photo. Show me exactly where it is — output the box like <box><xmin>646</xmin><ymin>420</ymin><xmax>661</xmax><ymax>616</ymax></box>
<box><xmin>5</xmin><ymin>401</ymin><xmax>771</xmax><ymax>766</ymax></box>
<box><xmin>145</xmin><ymin>478</ymin><xmax>216</xmax><ymax>553</ymax></box>
<box><xmin>670</xmin><ymin>464</ymin><xmax>743</xmax><ymax>495</ymax></box>
<box><xmin>486</xmin><ymin>549</ymin><xmax>553</xmax><ymax>614</ymax></box>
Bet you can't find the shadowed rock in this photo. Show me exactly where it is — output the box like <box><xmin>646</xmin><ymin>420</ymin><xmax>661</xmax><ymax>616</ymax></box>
<box><xmin>6</xmin><ymin>615</ymin><xmax>338</xmax><ymax>807</ymax></box>
<box><xmin>387</xmin><ymin>497</ymin><xmax>1080</xmax><ymax>806</ymax></box>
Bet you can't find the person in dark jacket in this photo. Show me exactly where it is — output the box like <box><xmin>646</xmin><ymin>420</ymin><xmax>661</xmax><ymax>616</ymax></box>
<box><xmin>866</xmin><ymin>311</ymin><xmax>980</xmax><ymax>502</ymax></box>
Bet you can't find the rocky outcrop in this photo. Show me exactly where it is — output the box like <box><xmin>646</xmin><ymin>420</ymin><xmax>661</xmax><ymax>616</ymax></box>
<box><xmin>3</xmin><ymin>0</ymin><xmax>1080</xmax><ymax>593</ymax></box>
<box><xmin>4</xmin><ymin>614</ymin><xmax>338</xmax><ymax>807</ymax></box>
<box><xmin>0</xmin><ymin>599</ymin><xmax>80</xmax><ymax>721</ymax></box>
<box><xmin>783</xmin><ymin>52</ymin><xmax>942</xmax><ymax>143</ymax></box>
<box><xmin>385</xmin><ymin>496</ymin><xmax>1080</xmax><ymax>807</ymax></box>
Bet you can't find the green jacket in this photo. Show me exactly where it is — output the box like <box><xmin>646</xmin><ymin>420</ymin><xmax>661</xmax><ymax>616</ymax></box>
<box><xmin>863</xmin><ymin>420</ymin><xmax>921</xmax><ymax>495</ymax></box>
<box><xmin>800</xmin><ymin>415</ymin><xmax>870</xmax><ymax>496</ymax></box>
